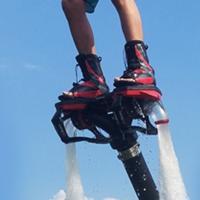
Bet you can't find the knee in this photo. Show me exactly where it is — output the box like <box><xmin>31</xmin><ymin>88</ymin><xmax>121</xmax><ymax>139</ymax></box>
<box><xmin>61</xmin><ymin>0</ymin><xmax>82</xmax><ymax>12</ymax></box>
<box><xmin>111</xmin><ymin>0</ymin><xmax>131</xmax><ymax>10</ymax></box>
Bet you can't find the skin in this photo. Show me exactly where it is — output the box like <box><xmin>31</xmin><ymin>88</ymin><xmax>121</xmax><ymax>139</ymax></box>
<box><xmin>61</xmin><ymin>0</ymin><xmax>143</xmax><ymax>54</ymax></box>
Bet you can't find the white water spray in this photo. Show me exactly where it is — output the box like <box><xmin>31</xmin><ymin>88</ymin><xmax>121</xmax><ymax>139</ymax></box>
<box><xmin>146</xmin><ymin>101</ymin><xmax>189</xmax><ymax>200</ymax></box>
<box><xmin>52</xmin><ymin>119</ymin><xmax>118</xmax><ymax>200</ymax></box>
<box><xmin>65</xmin><ymin>142</ymin><xmax>85</xmax><ymax>200</ymax></box>
<box><xmin>157</xmin><ymin>124</ymin><xmax>189</xmax><ymax>200</ymax></box>
<box><xmin>50</xmin><ymin>119</ymin><xmax>85</xmax><ymax>200</ymax></box>
<box><xmin>65</xmin><ymin>120</ymin><xmax>85</xmax><ymax>200</ymax></box>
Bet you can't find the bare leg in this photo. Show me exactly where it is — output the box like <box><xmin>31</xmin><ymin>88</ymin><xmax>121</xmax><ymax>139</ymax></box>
<box><xmin>112</xmin><ymin>0</ymin><xmax>143</xmax><ymax>41</ymax></box>
<box><xmin>62</xmin><ymin>0</ymin><xmax>96</xmax><ymax>54</ymax></box>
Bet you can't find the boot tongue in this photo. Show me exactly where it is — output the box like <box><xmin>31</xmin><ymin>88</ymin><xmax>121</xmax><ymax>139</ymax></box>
<box><xmin>76</xmin><ymin>54</ymin><xmax>90</xmax><ymax>80</ymax></box>
<box><xmin>76</xmin><ymin>54</ymin><xmax>102</xmax><ymax>81</ymax></box>
<box><xmin>125</xmin><ymin>41</ymin><xmax>149</xmax><ymax>69</ymax></box>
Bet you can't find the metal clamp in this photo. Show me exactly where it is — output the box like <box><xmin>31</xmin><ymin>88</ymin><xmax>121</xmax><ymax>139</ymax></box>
<box><xmin>118</xmin><ymin>143</ymin><xmax>141</xmax><ymax>161</ymax></box>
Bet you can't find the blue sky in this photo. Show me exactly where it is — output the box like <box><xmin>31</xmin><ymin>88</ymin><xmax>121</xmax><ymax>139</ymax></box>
<box><xmin>1</xmin><ymin>0</ymin><xmax>199</xmax><ymax>199</ymax></box>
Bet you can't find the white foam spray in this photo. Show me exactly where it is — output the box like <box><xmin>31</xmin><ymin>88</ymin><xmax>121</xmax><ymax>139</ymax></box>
<box><xmin>64</xmin><ymin>120</ymin><xmax>85</xmax><ymax>200</ymax></box>
<box><xmin>50</xmin><ymin>119</ymin><xmax>118</xmax><ymax>200</ymax></box>
<box><xmin>157</xmin><ymin>124</ymin><xmax>189</xmax><ymax>200</ymax></box>
<box><xmin>65</xmin><ymin>142</ymin><xmax>85</xmax><ymax>200</ymax></box>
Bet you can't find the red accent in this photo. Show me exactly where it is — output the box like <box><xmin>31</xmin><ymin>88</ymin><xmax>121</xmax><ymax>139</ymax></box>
<box><xmin>85</xmin><ymin>61</ymin><xmax>104</xmax><ymax>84</ymax></box>
<box><xmin>155</xmin><ymin>119</ymin><xmax>169</xmax><ymax>125</ymax></box>
<box><xmin>115</xmin><ymin>89</ymin><xmax>161</xmax><ymax>101</ymax></box>
<box><xmin>72</xmin><ymin>89</ymin><xmax>103</xmax><ymax>98</ymax></box>
<box><xmin>135</xmin><ymin>77</ymin><xmax>154</xmax><ymax>84</ymax></box>
<box><xmin>60</xmin><ymin>104</ymin><xmax>87</xmax><ymax>111</ymax></box>
<box><xmin>135</xmin><ymin>46</ymin><xmax>152</xmax><ymax>71</ymax></box>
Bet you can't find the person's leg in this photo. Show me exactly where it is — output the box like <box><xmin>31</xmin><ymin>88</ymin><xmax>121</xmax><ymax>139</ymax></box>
<box><xmin>62</xmin><ymin>0</ymin><xmax>96</xmax><ymax>54</ymax></box>
<box><xmin>61</xmin><ymin>0</ymin><xmax>109</xmax><ymax>98</ymax></box>
<box><xmin>112</xmin><ymin>0</ymin><xmax>157</xmax><ymax>87</ymax></box>
<box><xmin>112</xmin><ymin>0</ymin><xmax>143</xmax><ymax>41</ymax></box>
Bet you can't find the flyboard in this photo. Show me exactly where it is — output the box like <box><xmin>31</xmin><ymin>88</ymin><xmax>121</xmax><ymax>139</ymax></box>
<box><xmin>52</xmin><ymin>85</ymin><xmax>169</xmax><ymax>200</ymax></box>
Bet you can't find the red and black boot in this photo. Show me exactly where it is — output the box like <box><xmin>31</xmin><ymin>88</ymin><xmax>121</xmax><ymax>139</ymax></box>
<box><xmin>60</xmin><ymin>54</ymin><xmax>109</xmax><ymax>110</ymax></box>
<box><xmin>114</xmin><ymin>41</ymin><xmax>161</xmax><ymax>100</ymax></box>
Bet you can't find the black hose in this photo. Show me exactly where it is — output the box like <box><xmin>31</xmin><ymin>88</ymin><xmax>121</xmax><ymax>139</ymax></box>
<box><xmin>120</xmin><ymin>152</ymin><xmax>159</xmax><ymax>200</ymax></box>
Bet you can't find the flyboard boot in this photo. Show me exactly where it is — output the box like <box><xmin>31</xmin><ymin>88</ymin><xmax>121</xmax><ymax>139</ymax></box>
<box><xmin>114</xmin><ymin>40</ymin><xmax>161</xmax><ymax>100</ymax></box>
<box><xmin>59</xmin><ymin>54</ymin><xmax>109</xmax><ymax>111</ymax></box>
